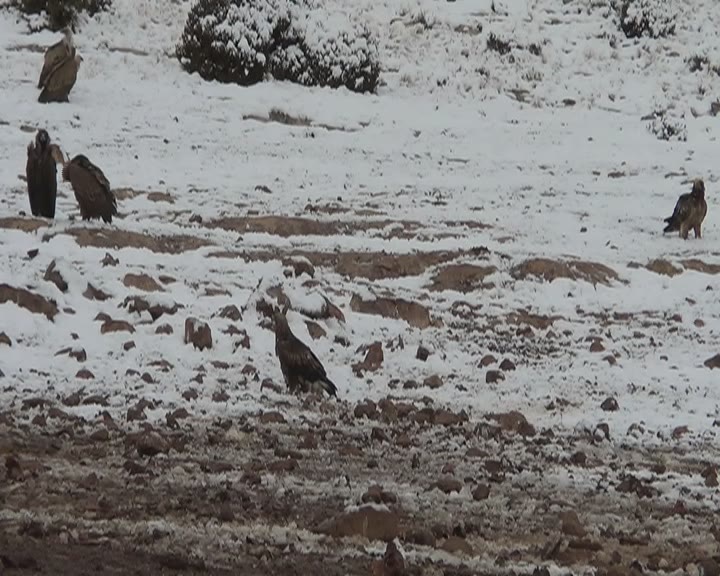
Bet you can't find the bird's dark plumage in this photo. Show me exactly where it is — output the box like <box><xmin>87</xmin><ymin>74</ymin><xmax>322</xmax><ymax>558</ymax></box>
<box><xmin>273</xmin><ymin>310</ymin><xmax>338</xmax><ymax>397</ymax></box>
<box><xmin>663</xmin><ymin>179</ymin><xmax>707</xmax><ymax>239</ymax></box>
<box><xmin>25</xmin><ymin>129</ymin><xmax>58</xmax><ymax>219</ymax></box>
<box><xmin>383</xmin><ymin>541</ymin><xmax>405</xmax><ymax>576</ymax></box>
<box><xmin>59</xmin><ymin>153</ymin><xmax>118</xmax><ymax>223</ymax></box>
<box><xmin>38</xmin><ymin>53</ymin><xmax>82</xmax><ymax>103</ymax></box>
<box><xmin>38</xmin><ymin>27</ymin><xmax>74</xmax><ymax>89</ymax></box>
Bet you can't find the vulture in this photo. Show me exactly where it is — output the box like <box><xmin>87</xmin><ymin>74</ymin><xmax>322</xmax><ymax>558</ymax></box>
<box><xmin>51</xmin><ymin>148</ymin><xmax>118</xmax><ymax>223</ymax></box>
<box><xmin>38</xmin><ymin>26</ymin><xmax>74</xmax><ymax>89</ymax></box>
<box><xmin>38</xmin><ymin>47</ymin><xmax>82</xmax><ymax>103</ymax></box>
<box><xmin>663</xmin><ymin>179</ymin><xmax>707</xmax><ymax>239</ymax></box>
<box><xmin>273</xmin><ymin>308</ymin><xmax>338</xmax><ymax>397</ymax></box>
<box><xmin>381</xmin><ymin>541</ymin><xmax>405</xmax><ymax>576</ymax></box>
<box><xmin>25</xmin><ymin>129</ymin><xmax>58</xmax><ymax>219</ymax></box>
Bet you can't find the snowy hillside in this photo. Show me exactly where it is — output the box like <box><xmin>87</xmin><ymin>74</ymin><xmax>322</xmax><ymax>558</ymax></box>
<box><xmin>0</xmin><ymin>0</ymin><xmax>719</xmax><ymax>574</ymax></box>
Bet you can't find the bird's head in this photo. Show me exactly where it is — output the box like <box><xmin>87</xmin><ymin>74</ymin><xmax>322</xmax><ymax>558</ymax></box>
<box><xmin>692</xmin><ymin>179</ymin><xmax>705</xmax><ymax>198</ymax></box>
<box><xmin>61</xmin><ymin>26</ymin><xmax>73</xmax><ymax>42</ymax></box>
<box><xmin>272</xmin><ymin>304</ymin><xmax>292</xmax><ymax>338</ymax></box>
<box><xmin>36</xmin><ymin>129</ymin><xmax>50</xmax><ymax>150</ymax></box>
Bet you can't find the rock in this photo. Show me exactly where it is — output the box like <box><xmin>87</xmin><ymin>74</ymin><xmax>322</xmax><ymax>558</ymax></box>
<box><xmin>416</xmin><ymin>345</ymin><xmax>430</xmax><ymax>361</ymax></box>
<box><xmin>212</xmin><ymin>390</ymin><xmax>229</xmax><ymax>403</ymax></box>
<box><xmin>0</xmin><ymin>284</ymin><xmax>58</xmax><ymax>320</ymax></box>
<box><xmin>44</xmin><ymin>260</ymin><xmax>68</xmax><ymax>292</ymax></box>
<box><xmin>434</xmin><ymin>409</ymin><xmax>468</xmax><ymax>426</ymax></box>
<box><xmin>155</xmin><ymin>323</ymin><xmax>173</xmax><ymax>335</ymax></box>
<box><xmin>698</xmin><ymin>558</ymin><xmax>720</xmax><ymax>576</ymax></box>
<box><xmin>184</xmin><ymin>318</ymin><xmax>212</xmax><ymax>350</ymax></box>
<box><xmin>305</xmin><ymin>320</ymin><xmax>326</xmax><ymax>340</ymax></box>
<box><xmin>440</xmin><ymin>536</ymin><xmax>474</xmax><ymax>556</ymax></box>
<box><xmin>182</xmin><ymin>388</ymin><xmax>198</xmax><ymax>401</ymax></box>
<box><xmin>705</xmin><ymin>354</ymin><xmax>720</xmax><ymax>369</ymax></box>
<box><xmin>55</xmin><ymin>347</ymin><xmax>87</xmax><ymax>362</ymax></box>
<box><xmin>123</xmin><ymin>340</ymin><xmax>136</xmax><ymax>351</ymax></box>
<box><xmin>101</xmin><ymin>319</ymin><xmax>135</xmax><ymax>334</ymax></box>
<box><xmin>76</xmin><ymin>369</ymin><xmax>94</xmax><ymax>379</ymax></box>
<box><xmin>672</xmin><ymin>425</ymin><xmax>690</xmax><ymax>439</ymax></box>
<box><xmin>486</xmin><ymin>370</ymin><xmax>505</xmax><ymax>384</ymax></box>
<box><xmin>435</xmin><ymin>476</ymin><xmax>462</xmax><ymax>494</ymax></box>
<box><xmin>90</xmin><ymin>428</ymin><xmax>109</xmax><ymax>442</ymax></box>
<box><xmin>590</xmin><ymin>340</ymin><xmax>605</xmax><ymax>352</ymax></box>
<box><xmin>702</xmin><ymin>466</ymin><xmax>719</xmax><ymax>488</ymax></box>
<box><xmin>0</xmin><ymin>332</ymin><xmax>11</xmax><ymax>346</ymax></box>
<box><xmin>123</xmin><ymin>273</ymin><xmax>164</xmax><ymax>292</ymax></box>
<box><xmin>479</xmin><ymin>354</ymin><xmax>496</xmax><ymax>367</ymax></box>
<box><xmin>601</xmin><ymin>397</ymin><xmax>619</xmax><ymax>411</ymax></box>
<box><xmin>102</xmin><ymin>252</ymin><xmax>119</xmax><ymax>266</ymax></box>
<box><xmin>645</xmin><ymin>259</ymin><xmax>682</xmax><ymax>277</ymax></box>
<box><xmin>354</xmin><ymin>400</ymin><xmax>379</xmax><ymax>420</ymax></box>
<box><xmin>430</xmin><ymin>264</ymin><xmax>496</xmax><ymax>292</ymax></box>
<box><xmin>353</xmin><ymin>341</ymin><xmax>384</xmax><ymax>376</ymax></box>
<box><xmin>423</xmin><ymin>374</ymin><xmax>443</xmax><ymax>389</ymax></box>
<box><xmin>83</xmin><ymin>283</ymin><xmax>111</xmax><ymax>301</ymax></box>
<box><xmin>122</xmin><ymin>296</ymin><xmax>182</xmax><ymax>321</ymax></box>
<box><xmin>499</xmin><ymin>358</ymin><xmax>516</xmax><ymax>371</ymax></box>
<box><xmin>350</xmin><ymin>294</ymin><xmax>433</xmax><ymax>329</ymax></box>
<box><xmin>511</xmin><ymin>258</ymin><xmax>618</xmax><ymax>286</ymax></box>
<box><xmin>472</xmin><ymin>484</ymin><xmax>490</xmax><ymax>501</ymax></box>
<box><xmin>487</xmin><ymin>411</ymin><xmax>536</xmax><ymax>436</ymax></box>
<box><xmin>282</xmin><ymin>256</ymin><xmax>315</xmax><ymax>278</ymax></box>
<box><xmin>316</xmin><ymin>505</ymin><xmax>399</xmax><ymax>541</ymax></box>
<box><xmin>127</xmin><ymin>400</ymin><xmax>151</xmax><ymax>422</ymax></box>
<box><xmin>134</xmin><ymin>431</ymin><xmax>170</xmax><ymax>457</ymax></box>
<box><xmin>560</xmin><ymin>511</ymin><xmax>587</xmax><ymax>538</ymax></box>
<box><xmin>259</xmin><ymin>411</ymin><xmax>286</xmax><ymax>424</ymax></box>
<box><xmin>362</xmin><ymin>485</ymin><xmax>398</xmax><ymax>505</ymax></box>
<box><xmin>216</xmin><ymin>304</ymin><xmax>242</xmax><ymax>321</ymax></box>
<box><xmin>371</xmin><ymin>427</ymin><xmax>390</xmax><ymax>443</ymax></box>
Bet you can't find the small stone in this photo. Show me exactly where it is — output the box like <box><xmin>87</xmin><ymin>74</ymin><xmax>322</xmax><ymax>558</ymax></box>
<box><xmin>423</xmin><ymin>374</ymin><xmax>443</xmax><ymax>389</ymax></box>
<box><xmin>354</xmin><ymin>400</ymin><xmax>379</xmax><ymax>420</ymax></box>
<box><xmin>499</xmin><ymin>358</ymin><xmax>516</xmax><ymax>371</ymax></box>
<box><xmin>352</xmin><ymin>341</ymin><xmax>383</xmax><ymax>376</ymax></box>
<box><xmin>83</xmin><ymin>283</ymin><xmax>111</xmax><ymax>301</ymax></box>
<box><xmin>435</xmin><ymin>476</ymin><xmax>462</xmax><ymax>494</ymax></box>
<box><xmin>259</xmin><ymin>411</ymin><xmax>286</xmax><ymax>424</ymax></box>
<box><xmin>361</xmin><ymin>485</ymin><xmax>398</xmax><ymax>505</ymax></box>
<box><xmin>416</xmin><ymin>345</ymin><xmax>430</xmax><ymax>361</ymax></box>
<box><xmin>672</xmin><ymin>425</ymin><xmax>690</xmax><ymax>439</ymax></box>
<box><xmin>472</xmin><ymin>484</ymin><xmax>490</xmax><ymax>501</ymax></box>
<box><xmin>406</xmin><ymin>528</ymin><xmax>435</xmax><ymax>547</ymax></box>
<box><xmin>101</xmin><ymin>252</ymin><xmax>119</xmax><ymax>266</ymax></box>
<box><xmin>184</xmin><ymin>317</ymin><xmax>212</xmax><ymax>350</ymax></box>
<box><xmin>90</xmin><ymin>428</ymin><xmax>109</xmax><ymax>442</ymax></box>
<box><xmin>0</xmin><ymin>332</ymin><xmax>11</xmax><ymax>346</ymax></box>
<box><xmin>135</xmin><ymin>431</ymin><xmax>169</xmax><ymax>457</ymax></box>
<box><xmin>704</xmin><ymin>354</ymin><xmax>720</xmax><ymax>369</ymax></box>
<box><xmin>155</xmin><ymin>323</ymin><xmax>173</xmax><ymax>335</ymax></box>
<box><xmin>479</xmin><ymin>354</ymin><xmax>497</xmax><ymax>367</ymax></box>
<box><xmin>76</xmin><ymin>369</ymin><xmax>94</xmax><ymax>380</ymax></box>
<box><xmin>44</xmin><ymin>260</ymin><xmax>68</xmax><ymax>292</ymax></box>
<box><xmin>440</xmin><ymin>536</ymin><xmax>474</xmax><ymax>556</ymax></box>
<box><xmin>486</xmin><ymin>370</ymin><xmax>505</xmax><ymax>384</ymax></box>
<box><xmin>123</xmin><ymin>340</ymin><xmax>136</xmax><ymax>351</ymax></box>
<box><xmin>601</xmin><ymin>397</ymin><xmax>619</xmax><ymax>411</ymax></box>
<box><xmin>123</xmin><ymin>273</ymin><xmax>163</xmax><ymax>292</ymax></box>
<box><xmin>305</xmin><ymin>320</ymin><xmax>326</xmax><ymax>340</ymax></box>
<box><xmin>101</xmin><ymin>319</ymin><xmax>135</xmax><ymax>334</ymax></box>
<box><xmin>216</xmin><ymin>305</ymin><xmax>242</xmax><ymax>321</ymax></box>
<box><xmin>590</xmin><ymin>340</ymin><xmax>605</xmax><ymax>352</ymax></box>
<box><xmin>182</xmin><ymin>389</ymin><xmax>198</xmax><ymax>401</ymax></box>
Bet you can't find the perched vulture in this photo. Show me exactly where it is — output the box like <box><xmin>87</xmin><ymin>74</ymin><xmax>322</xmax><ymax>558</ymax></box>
<box><xmin>382</xmin><ymin>541</ymin><xmax>405</xmax><ymax>576</ymax></box>
<box><xmin>25</xmin><ymin>129</ymin><xmax>57</xmax><ymax>219</ymax></box>
<box><xmin>273</xmin><ymin>309</ymin><xmax>338</xmax><ymax>397</ymax></box>
<box><xmin>51</xmin><ymin>149</ymin><xmax>118</xmax><ymax>223</ymax></box>
<box><xmin>38</xmin><ymin>26</ymin><xmax>74</xmax><ymax>89</ymax></box>
<box><xmin>663</xmin><ymin>179</ymin><xmax>707</xmax><ymax>239</ymax></box>
<box><xmin>39</xmin><ymin>52</ymin><xmax>82</xmax><ymax>103</ymax></box>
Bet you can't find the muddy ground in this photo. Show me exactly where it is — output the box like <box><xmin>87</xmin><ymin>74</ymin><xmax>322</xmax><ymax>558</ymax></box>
<box><xmin>2</xmin><ymin>395</ymin><xmax>720</xmax><ymax>576</ymax></box>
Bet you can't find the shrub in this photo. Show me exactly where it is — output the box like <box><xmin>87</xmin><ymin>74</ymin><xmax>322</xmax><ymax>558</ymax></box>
<box><xmin>647</xmin><ymin>110</ymin><xmax>687</xmax><ymax>142</ymax></box>
<box><xmin>176</xmin><ymin>0</ymin><xmax>380</xmax><ymax>93</ymax></box>
<box><xmin>617</xmin><ymin>0</ymin><xmax>677</xmax><ymax>39</ymax></box>
<box><xmin>13</xmin><ymin>0</ymin><xmax>111</xmax><ymax>31</ymax></box>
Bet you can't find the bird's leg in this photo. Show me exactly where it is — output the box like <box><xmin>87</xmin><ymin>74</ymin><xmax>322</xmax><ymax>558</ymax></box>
<box><xmin>680</xmin><ymin>222</ymin><xmax>689</xmax><ymax>239</ymax></box>
<box><xmin>694</xmin><ymin>224</ymin><xmax>702</xmax><ymax>239</ymax></box>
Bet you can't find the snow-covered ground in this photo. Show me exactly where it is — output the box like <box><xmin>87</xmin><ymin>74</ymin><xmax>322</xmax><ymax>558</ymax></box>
<box><xmin>0</xmin><ymin>0</ymin><xmax>718</xmax><ymax>438</ymax></box>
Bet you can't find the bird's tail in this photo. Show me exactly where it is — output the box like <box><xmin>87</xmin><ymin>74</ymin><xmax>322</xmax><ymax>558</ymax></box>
<box><xmin>663</xmin><ymin>215</ymin><xmax>678</xmax><ymax>233</ymax></box>
<box><xmin>318</xmin><ymin>377</ymin><xmax>338</xmax><ymax>398</ymax></box>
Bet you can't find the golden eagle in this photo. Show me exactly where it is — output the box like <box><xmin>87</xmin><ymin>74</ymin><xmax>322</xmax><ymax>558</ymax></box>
<box><xmin>273</xmin><ymin>309</ymin><xmax>338</xmax><ymax>397</ymax></box>
<box><xmin>38</xmin><ymin>26</ymin><xmax>74</xmax><ymax>89</ymax></box>
<box><xmin>663</xmin><ymin>179</ymin><xmax>707</xmax><ymax>239</ymax></box>
<box><xmin>25</xmin><ymin>129</ymin><xmax>57</xmax><ymax>219</ymax></box>
<box><xmin>51</xmin><ymin>148</ymin><xmax>118</xmax><ymax>223</ymax></box>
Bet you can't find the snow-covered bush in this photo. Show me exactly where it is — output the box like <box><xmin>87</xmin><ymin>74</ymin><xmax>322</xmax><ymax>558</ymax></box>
<box><xmin>647</xmin><ymin>110</ymin><xmax>687</xmax><ymax>142</ymax></box>
<box><xmin>12</xmin><ymin>0</ymin><xmax>111</xmax><ymax>31</ymax></box>
<box><xmin>176</xmin><ymin>0</ymin><xmax>380</xmax><ymax>93</ymax></box>
<box><xmin>270</xmin><ymin>12</ymin><xmax>380</xmax><ymax>93</ymax></box>
<box><xmin>617</xmin><ymin>0</ymin><xmax>677</xmax><ymax>39</ymax></box>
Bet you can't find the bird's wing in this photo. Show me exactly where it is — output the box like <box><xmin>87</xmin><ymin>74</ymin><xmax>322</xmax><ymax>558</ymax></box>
<box><xmin>671</xmin><ymin>193</ymin><xmax>692</xmax><ymax>222</ymax></box>
<box><xmin>39</xmin><ymin>41</ymin><xmax>71</xmax><ymax>88</ymax></box>
<box><xmin>67</xmin><ymin>156</ymin><xmax>115</xmax><ymax>215</ymax></box>
<box><xmin>41</xmin><ymin>53</ymin><xmax>79</xmax><ymax>97</ymax></box>
<box><xmin>277</xmin><ymin>336</ymin><xmax>328</xmax><ymax>379</ymax></box>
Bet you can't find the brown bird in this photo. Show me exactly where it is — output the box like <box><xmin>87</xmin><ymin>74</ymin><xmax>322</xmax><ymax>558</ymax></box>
<box><xmin>273</xmin><ymin>308</ymin><xmax>338</xmax><ymax>397</ymax></box>
<box><xmin>372</xmin><ymin>541</ymin><xmax>406</xmax><ymax>576</ymax></box>
<box><xmin>38</xmin><ymin>26</ymin><xmax>74</xmax><ymax>89</ymax></box>
<box><xmin>25</xmin><ymin>129</ymin><xmax>58</xmax><ymax>219</ymax></box>
<box><xmin>39</xmin><ymin>52</ymin><xmax>82</xmax><ymax>103</ymax></box>
<box><xmin>51</xmin><ymin>148</ymin><xmax>118</xmax><ymax>223</ymax></box>
<box><xmin>663</xmin><ymin>179</ymin><xmax>708</xmax><ymax>239</ymax></box>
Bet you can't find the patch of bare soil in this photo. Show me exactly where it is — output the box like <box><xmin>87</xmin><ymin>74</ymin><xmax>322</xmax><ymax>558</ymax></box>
<box><xmin>628</xmin><ymin>259</ymin><xmax>683</xmax><ymax>277</ymax></box>
<box><xmin>512</xmin><ymin>258</ymin><xmax>619</xmax><ymax>286</ymax></box>
<box><xmin>0</xmin><ymin>402</ymin><xmax>717</xmax><ymax>575</ymax></box>
<box><xmin>0</xmin><ymin>283</ymin><xmax>58</xmax><ymax>320</ymax></box>
<box><xmin>62</xmin><ymin>228</ymin><xmax>213</xmax><ymax>254</ymax></box>
<box><xmin>681</xmin><ymin>259</ymin><xmax>720</xmax><ymax>275</ymax></box>
<box><xmin>0</xmin><ymin>216</ymin><xmax>48</xmax><ymax>232</ymax></box>
<box><xmin>429</xmin><ymin>264</ymin><xmax>497</xmax><ymax>292</ymax></box>
<box><xmin>350</xmin><ymin>294</ymin><xmax>436</xmax><ymax>328</ymax></box>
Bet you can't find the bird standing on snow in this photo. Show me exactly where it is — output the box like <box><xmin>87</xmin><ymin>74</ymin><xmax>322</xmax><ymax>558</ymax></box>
<box><xmin>663</xmin><ymin>179</ymin><xmax>707</xmax><ymax>239</ymax></box>
<box><xmin>26</xmin><ymin>129</ymin><xmax>58</xmax><ymax>219</ymax></box>
<box><xmin>39</xmin><ymin>52</ymin><xmax>83</xmax><ymax>103</ymax></box>
<box><xmin>38</xmin><ymin>26</ymin><xmax>74</xmax><ymax>89</ymax></box>
<box><xmin>372</xmin><ymin>541</ymin><xmax>406</xmax><ymax>576</ymax></box>
<box><xmin>273</xmin><ymin>308</ymin><xmax>338</xmax><ymax>397</ymax></box>
<box><xmin>50</xmin><ymin>147</ymin><xmax>118</xmax><ymax>223</ymax></box>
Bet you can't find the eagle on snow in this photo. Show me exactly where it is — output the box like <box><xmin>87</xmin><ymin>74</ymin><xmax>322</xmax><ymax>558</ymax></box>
<box><xmin>663</xmin><ymin>179</ymin><xmax>708</xmax><ymax>239</ymax></box>
<box><xmin>273</xmin><ymin>308</ymin><xmax>338</xmax><ymax>398</ymax></box>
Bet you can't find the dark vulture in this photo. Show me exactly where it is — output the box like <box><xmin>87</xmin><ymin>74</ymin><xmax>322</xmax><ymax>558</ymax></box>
<box><xmin>273</xmin><ymin>309</ymin><xmax>338</xmax><ymax>397</ymax></box>
<box><xmin>38</xmin><ymin>26</ymin><xmax>74</xmax><ymax>89</ymax></box>
<box><xmin>381</xmin><ymin>541</ymin><xmax>405</xmax><ymax>576</ymax></box>
<box><xmin>663</xmin><ymin>179</ymin><xmax>707</xmax><ymax>239</ymax></box>
<box><xmin>52</xmin><ymin>149</ymin><xmax>118</xmax><ymax>223</ymax></box>
<box><xmin>39</xmin><ymin>52</ymin><xmax>82</xmax><ymax>103</ymax></box>
<box><xmin>25</xmin><ymin>129</ymin><xmax>58</xmax><ymax>219</ymax></box>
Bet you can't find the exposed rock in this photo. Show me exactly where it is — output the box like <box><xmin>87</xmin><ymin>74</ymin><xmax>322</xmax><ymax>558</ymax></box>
<box><xmin>590</xmin><ymin>340</ymin><xmax>605</xmax><ymax>352</ymax></box>
<box><xmin>601</xmin><ymin>397</ymin><xmax>619</xmax><ymax>411</ymax></box>
<box><xmin>512</xmin><ymin>258</ymin><xmax>618</xmax><ymax>286</ymax></box>
<box><xmin>259</xmin><ymin>411</ymin><xmax>286</xmax><ymax>424</ymax></box>
<box><xmin>305</xmin><ymin>320</ymin><xmax>326</xmax><ymax>340</ymax></box>
<box><xmin>155</xmin><ymin>323</ymin><xmax>173</xmax><ymax>335</ymax></box>
<box><xmin>216</xmin><ymin>304</ymin><xmax>241</xmax><ymax>321</ymax></box>
<box><xmin>353</xmin><ymin>342</ymin><xmax>384</xmax><ymax>376</ymax></box>
<box><xmin>434</xmin><ymin>476</ymin><xmax>462</xmax><ymax>494</ymax></box>
<box><xmin>55</xmin><ymin>347</ymin><xmax>86</xmax><ymax>362</ymax></box>
<box><xmin>487</xmin><ymin>411</ymin><xmax>536</xmax><ymax>436</ymax></box>
<box><xmin>472</xmin><ymin>484</ymin><xmax>490</xmax><ymax>501</ymax></box>
<box><xmin>440</xmin><ymin>536</ymin><xmax>474</xmax><ymax>556</ymax></box>
<box><xmin>479</xmin><ymin>354</ymin><xmax>497</xmax><ymax>367</ymax></box>
<box><xmin>423</xmin><ymin>375</ymin><xmax>443</xmax><ymax>389</ymax></box>
<box><xmin>406</xmin><ymin>528</ymin><xmax>435</xmax><ymax>547</ymax></box>
<box><xmin>560</xmin><ymin>511</ymin><xmax>587</xmax><ymax>538</ymax></box>
<box><xmin>316</xmin><ymin>505</ymin><xmax>399</xmax><ymax>541</ymax></box>
<box><xmin>350</xmin><ymin>294</ymin><xmax>434</xmax><ymax>329</ymax></box>
<box><xmin>499</xmin><ymin>358</ymin><xmax>516</xmax><ymax>371</ymax></box>
<box><xmin>133</xmin><ymin>431</ymin><xmax>170</xmax><ymax>457</ymax></box>
<box><xmin>101</xmin><ymin>319</ymin><xmax>135</xmax><ymax>334</ymax></box>
<box><xmin>0</xmin><ymin>284</ymin><xmax>58</xmax><ymax>320</ymax></box>
<box><xmin>101</xmin><ymin>252</ymin><xmax>119</xmax><ymax>266</ymax></box>
<box><xmin>429</xmin><ymin>264</ymin><xmax>497</xmax><ymax>292</ymax></box>
<box><xmin>124</xmin><ymin>273</ymin><xmax>164</xmax><ymax>292</ymax></box>
<box><xmin>354</xmin><ymin>400</ymin><xmax>379</xmax><ymax>420</ymax></box>
<box><xmin>705</xmin><ymin>354</ymin><xmax>720</xmax><ymax>369</ymax></box>
<box><xmin>184</xmin><ymin>318</ymin><xmax>212</xmax><ymax>351</ymax></box>
<box><xmin>0</xmin><ymin>332</ymin><xmax>11</xmax><ymax>346</ymax></box>
<box><xmin>76</xmin><ymin>369</ymin><xmax>94</xmax><ymax>379</ymax></box>
<box><xmin>83</xmin><ymin>283</ymin><xmax>111</xmax><ymax>301</ymax></box>
<box><xmin>362</xmin><ymin>485</ymin><xmax>398</xmax><ymax>505</ymax></box>
<box><xmin>123</xmin><ymin>340</ymin><xmax>136</xmax><ymax>351</ymax></box>
<box><xmin>486</xmin><ymin>370</ymin><xmax>505</xmax><ymax>384</ymax></box>
<box><xmin>283</xmin><ymin>256</ymin><xmax>315</xmax><ymax>278</ymax></box>
<box><xmin>44</xmin><ymin>260</ymin><xmax>68</xmax><ymax>292</ymax></box>
<box><xmin>122</xmin><ymin>296</ymin><xmax>183</xmax><ymax>320</ymax></box>
<box><xmin>416</xmin><ymin>345</ymin><xmax>430</xmax><ymax>361</ymax></box>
